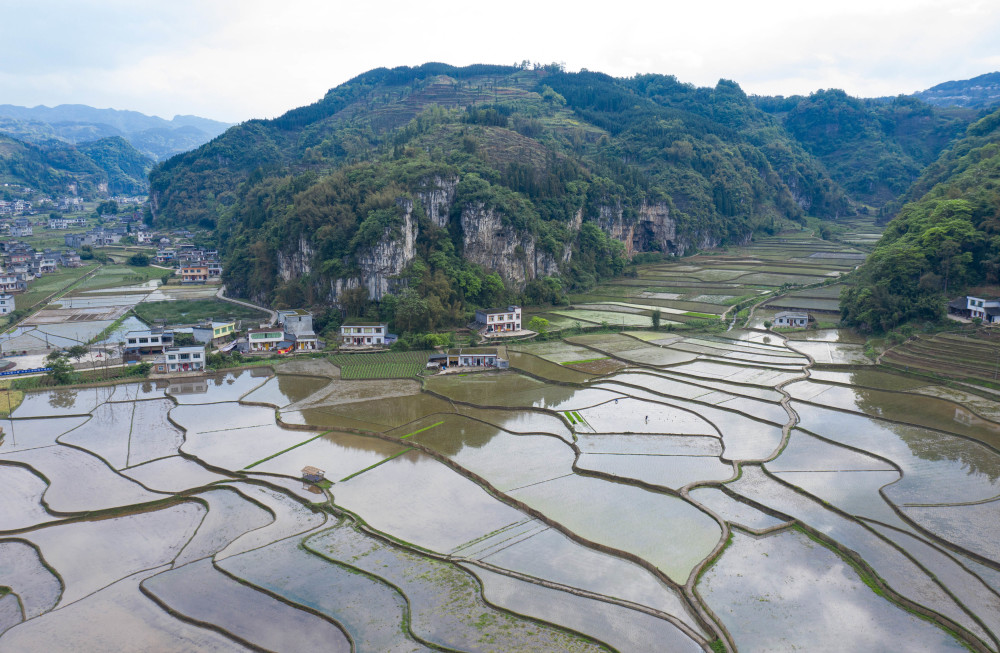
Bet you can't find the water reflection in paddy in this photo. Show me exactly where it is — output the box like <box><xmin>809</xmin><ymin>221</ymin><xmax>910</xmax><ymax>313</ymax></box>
<box><xmin>698</xmin><ymin>529</ymin><xmax>968</xmax><ymax>652</ymax></box>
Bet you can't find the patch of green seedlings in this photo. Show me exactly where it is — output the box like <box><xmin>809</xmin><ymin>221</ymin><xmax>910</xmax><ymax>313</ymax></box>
<box><xmin>560</xmin><ymin>357</ymin><xmax>609</xmax><ymax>365</ymax></box>
<box><xmin>398</xmin><ymin>421</ymin><xmax>444</xmax><ymax>439</ymax></box>
<box><xmin>564</xmin><ymin>411</ymin><xmax>577</xmax><ymax>424</ymax></box>
<box><xmin>340</xmin><ymin>448</ymin><xmax>414</xmax><ymax>482</ymax></box>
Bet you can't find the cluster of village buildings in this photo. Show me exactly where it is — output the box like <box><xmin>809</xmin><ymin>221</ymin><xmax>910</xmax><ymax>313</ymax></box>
<box><xmin>125</xmin><ymin>309</ymin><xmax>324</xmax><ymax>374</ymax></box>
<box><xmin>119</xmin><ymin>305</ymin><xmax>527</xmax><ymax>376</ymax></box>
<box><xmin>0</xmin><ymin>241</ymin><xmax>82</xmax><ymax>315</ymax></box>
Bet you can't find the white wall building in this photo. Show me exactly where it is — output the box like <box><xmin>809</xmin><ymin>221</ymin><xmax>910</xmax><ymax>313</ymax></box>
<box><xmin>340</xmin><ymin>322</ymin><xmax>386</xmax><ymax>346</ymax></box>
<box><xmin>475</xmin><ymin>306</ymin><xmax>522</xmax><ymax>333</ymax></box>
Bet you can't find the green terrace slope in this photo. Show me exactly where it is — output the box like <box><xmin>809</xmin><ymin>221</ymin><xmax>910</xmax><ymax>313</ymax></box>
<box><xmin>840</xmin><ymin>106</ymin><xmax>1000</xmax><ymax>331</ymax></box>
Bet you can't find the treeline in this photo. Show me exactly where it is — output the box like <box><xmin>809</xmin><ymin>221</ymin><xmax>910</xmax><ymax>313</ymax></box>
<box><xmin>753</xmin><ymin>89</ymin><xmax>976</xmax><ymax>211</ymax></box>
<box><xmin>840</xmin><ymin>107</ymin><xmax>1000</xmax><ymax>332</ymax></box>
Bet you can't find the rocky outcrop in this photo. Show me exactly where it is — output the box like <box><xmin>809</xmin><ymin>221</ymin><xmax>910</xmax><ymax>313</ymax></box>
<box><xmin>460</xmin><ymin>203</ymin><xmax>542</xmax><ymax>286</ymax></box>
<box><xmin>593</xmin><ymin>200</ymin><xmax>719</xmax><ymax>256</ymax></box>
<box><xmin>277</xmin><ymin>236</ymin><xmax>314</xmax><ymax>282</ymax></box>
<box><xmin>354</xmin><ymin>200</ymin><xmax>419</xmax><ymax>299</ymax></box>
<box><xmin>416</xmin><ymin>175</ymin><xmax>458</xmax><ymax>228</ymax></box>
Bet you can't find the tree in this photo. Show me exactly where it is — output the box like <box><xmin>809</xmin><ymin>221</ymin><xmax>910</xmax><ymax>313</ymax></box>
<box><xmin>65</xmin><ymin>345</ymin><xmax>88</xmax><ymax>360</ymax></box>
<box><xmin>651</xmin><ymin>309</ymin><xmax>662</xmax><ymax>330</ymax></box>
<box><xmin>45</xmin><ymin>352</ymin><xmax>75</xmax><ymax>385</ymax></box>
<box><xmin>96</xmin><ymin>200</ymin><xmax>119</xmax><ymax>215</ymax></box>
<box><xmin>394</xmin><ymin>288</ymin><xmax>429</xmax><ymax>333</ymax></box>
<box><xmin>527</xmin><ymin>316</ymin><xmax>549</xmax><ymax>334</ymax></box>
<box><xmin>128</xmin><ymin>252</ymin><xmax>150</xmax><ymax>266</ymax></box>
<box><xmin>763</xmin><ymin>320</ymin><xmax>773</xmax><ymax>330</ymax></box>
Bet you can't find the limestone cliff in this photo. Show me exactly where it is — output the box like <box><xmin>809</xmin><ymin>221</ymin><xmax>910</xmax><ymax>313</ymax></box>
<box><xmin>416</xmin><ymin>175</ymin><xmax>457</xmax><ymax>229</ymax></box>
<box><xmin>593</xmin><ymin>200</ymin><xmax>716</xmax><ymax>256</ymax></box>
<box><xmin>353</xmin><ymin>200</ymin><xmax>419</xmax><ymax>300</ymax></box>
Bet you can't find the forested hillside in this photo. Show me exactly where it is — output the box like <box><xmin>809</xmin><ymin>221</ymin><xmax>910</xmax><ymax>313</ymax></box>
<box><xmin>150</xmin><ymin>63</ymin><xmax>868</xmax><ymax>319</ymax></box>
<box><xmin>0</xmin><ymin>133</ymin><xmax>154</xmax><ymax>197</ymax></box>
<box><xmin>148</xmin><ymin>62</ymin><xmax>983</xmax><ymax>330</ymax></box>
<box><xmin>840</xmin><ymin>107</ymin><xmax>1000</xmax><ymax>332</ymax></box>
<box><xmin>754</xmin><ymin>90</ymin><xmax>974</xmax><ymax>210</ymax></box>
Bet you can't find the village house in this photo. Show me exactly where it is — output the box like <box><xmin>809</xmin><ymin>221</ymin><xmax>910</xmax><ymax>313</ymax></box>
<box><xmin>967</xmin><ymin>296</ymin><xmax>1000</xmax><ymax>324</ymax></box>
<box><xmin>58</xmin><ymin>251</ymin><xmax>82</xmax><ymax>268</ymax></box>
<box><xmin>773</xmin><ymin>311</ymin><xmax>810</xmax><ymax>328</ymax></box>
<box><xmin>193</xmin><ymin>320</ymin><xmax>236</xmax><ymax>346</ymax></box>
<box><xmin>155</xmin><ymin>249</ymin><xmax>176</xmax><ymax>263</ymax></box>
<box><xmin>157</xmin><ymin>345</ymin><xmax>206</xmax><ymax>373</ymax></box>
<box><xmin>0</xmin><ymin>294</ymin><xmax>14</xmax><ymax>315</ymax></box>
<box><xmin>181</xmin><ymin>264</ymin><xmax>209</xmax><ymax>284</ymax></box>
<box><xmin>339</xmin><ymin>321</ymin><xmax>387</xmax><ymax>347</ymax></box>
<box><xmin>124</xmin><ymin>328</ymin><xmax>174</xmax><ymax>355</ymax></box>
<box><xmin>247</xmin><ymin>327</ymin><xmax>286</xmax><ymax>352</ymax></box>
<box><xmin>9</xmin><ymin>218</ymin><xmax>33</xmax><ymax>237</ymax></box>
<box><xmin>277</xmin><ymin>309</ymin><xmax>320</xmax><ymax>350</ymax></box>
<box><xmin>475</xmin><ymin>305</ymin><xmax>522</xmax><ymax>333</ymax></box>
<box><xmin>445</xmin><ymin>347</ymin><xmax>508</xmax><ymax>369</ymax></box>
<box><xmin>47</xmin><ymin>216</ymin><xmax>74</xmax><ymax>230</ymax></box>
<box><xmin>0</xmin><ymin>273</ymin><xmax>27</xmax><ymax>293</ymax></box>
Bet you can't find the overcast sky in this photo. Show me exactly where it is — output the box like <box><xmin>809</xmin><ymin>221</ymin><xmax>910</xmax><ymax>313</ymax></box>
<box><xmin>2</xmin><ymin>0</ymin><xmax>998</xmax><ymax>123</ymax></box>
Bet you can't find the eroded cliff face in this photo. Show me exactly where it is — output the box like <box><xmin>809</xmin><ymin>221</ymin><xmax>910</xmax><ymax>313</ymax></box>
<box><xmin>416</xmin><ymin>175</ymin><xmax>457</xmax><ymax>229</ymax></box>
<box><xmin>594</xmin><ymin>200</ymin><xmax>718</xmax><ymax>256</ymax></box>
<box><xmin>283</xmin><ymin>177</ymin><xmax>734</xmax><ymax>306</ymax></box>
<box><xmin>277</xmin><ymin>236</ymin><xmax>314</xmax><ymax>282</ymax></box>
<box><xmin>354</xmin><ymin>200</ymin><xmax>419</xmax><ymax>300</ymax></box>
<box><xmin>460</xmin><ymin>203</ymin><xmax>540</xmax><ymax>285</ymax></box>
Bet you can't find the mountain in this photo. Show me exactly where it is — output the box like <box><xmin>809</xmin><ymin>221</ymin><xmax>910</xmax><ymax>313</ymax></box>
<box><xmin>753</xmin><ymin>90</ymin><xmax>974</xmax><ymax>210</ymax></box>
<box><xmin>913</xmin><ymin>72</ymin><xmax>1000</xmax><ymax>109</ymax></box>
<box><xmin>0</xmin><ymin>104</ymin><xmax>232</xmax><ymax>161</ymax></box>
<box><xmin>150</xmin><ymin>63</ymin><xmax>865</xmax><ymax>315</ymax></box>
<box><xmin>840</xmin><ymin>107</ymin><xmax>1000</xmax><ymax>332</ymax></box>
<box><xmin>0</xmin><ymin>134</ymin><xmax>154</xmax><ymax>198</ymax></box>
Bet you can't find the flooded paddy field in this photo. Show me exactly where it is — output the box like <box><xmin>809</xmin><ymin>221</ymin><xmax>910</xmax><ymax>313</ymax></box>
<box><xmin>5</xmin><ymin>236</ymin><xmax>1000</xmax><ymax>651</ymax></box>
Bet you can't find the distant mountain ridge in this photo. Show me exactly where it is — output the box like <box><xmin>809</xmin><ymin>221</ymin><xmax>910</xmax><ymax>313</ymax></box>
<box><xmin>0</xmin><ymin>133</ymin><xmax>154</xmax><ymax>198</ymax></box>
<box><xmin>913</xmin><ymin>72</ymin><xmax>1000</xmax><ymax>109</ymax></box>
<box><xmin>0</xmin><ymin>103</ymin><xmax>232</xmax><ymax>161</ymax></box>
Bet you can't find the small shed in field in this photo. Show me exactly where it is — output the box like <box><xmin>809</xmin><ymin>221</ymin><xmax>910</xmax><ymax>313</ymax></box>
<box><xmin>301</xmin><ymin>466</ymin><xmax>326</xmax><ymax>483</ymax></box>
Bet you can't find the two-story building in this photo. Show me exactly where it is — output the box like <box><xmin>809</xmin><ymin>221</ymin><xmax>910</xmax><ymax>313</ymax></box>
<box><xmin>967</xmin><ymin>296</ymin><xmax>1000</xmax><ymax>324</ymax></box>
<box><xmin>124</xmin><ymin>328</ymin><xmax>174</xmax><ymax>355</ymax></box>
<box><xmin>0</xmin><ymin>273</ymin><xmax>26</xmax><ymax>293</ymax></box>
<box><xmin>181</xmin><ymin>265</ymin><xmax>208</xmax><ymax>284</ymax></box>
<box><xmin>159</xmin><ymin>345</ymin><xmax>206</xmax><ymax>373</ymax></box>
<box><xmin>247</xmin><ymin>327</ymin><xmax>286</xmax><ymax>352</ymax></box>
<box><xmin>0</xmin><ymin>294</ymin><xmax>14</xmax><ymax>315</ymax></box>
<box><xmin>340</xmin><ymin>321</ymin><xmax>387</xmax><ymax>347</ymax></box>
<box><xmin>475</xmin><ymin>306</ymin><xmax>522</xmax><ymax>334</ymax></box>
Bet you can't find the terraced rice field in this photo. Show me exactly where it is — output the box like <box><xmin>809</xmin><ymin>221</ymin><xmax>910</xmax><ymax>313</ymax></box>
<box><xmin>882</xmin><ymin>332</ymin><xmax>1000</xmax><ymax>382</ymax></box>
<box><xmin>530</xmin><ymin>229</ymin><xmax>870</xmax><ymax>333</ymax></box>
<box><xmin>6</xmin><ymin>222</ymin><xmax>1000</xmax><ymax>652</ymax></box>
<box><xmin>2</xmin><ymin>306</ymin><xmax>999</xmax><ymax>652</ymax></box>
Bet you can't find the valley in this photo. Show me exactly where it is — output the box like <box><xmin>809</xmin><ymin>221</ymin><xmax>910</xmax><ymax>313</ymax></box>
<box><xmin>2</xmin><ymin>227</ymin><xmax>1000</xmax><ymax>652</ymax></box>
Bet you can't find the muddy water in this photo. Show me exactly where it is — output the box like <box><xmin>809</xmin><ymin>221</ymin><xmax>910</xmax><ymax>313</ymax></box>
<box><xmin>241</xmin><ymin>374</ymin><xmax>330</xmax><ymax>408</ymax></box>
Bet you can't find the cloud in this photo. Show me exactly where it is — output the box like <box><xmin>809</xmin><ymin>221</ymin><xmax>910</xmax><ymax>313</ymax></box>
<box><xmin>1</xmin><ymin>0</ymin><xmax>998</xmax><ymax>121</ymax></box>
